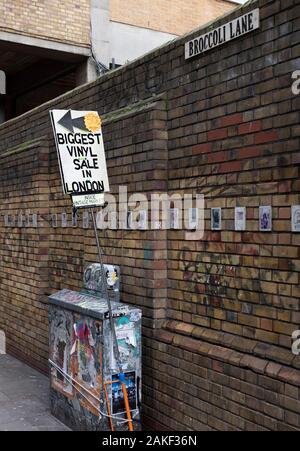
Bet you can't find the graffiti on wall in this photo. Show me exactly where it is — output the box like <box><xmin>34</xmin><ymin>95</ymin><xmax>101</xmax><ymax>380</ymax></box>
<box><xmin>178</xmin><ymin>247</ymin><xmax>236</xmax><ymax>301</ymax></box>
<box><xmin>2</xmin><ymin>232</ymin><xmax>31</xmax><ymax>265</ymax></box>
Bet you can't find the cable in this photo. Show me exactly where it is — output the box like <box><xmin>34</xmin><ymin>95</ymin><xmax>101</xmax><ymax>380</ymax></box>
<box><xmin>49</xmin><ymin>359</ymin><xmax>138</xmax><ymax>425</ymax></box>
<box><xmin>49</xmin><ymin>359</ymin><xmax>132</xmax><ymax>424</ymax></box>
<box><xmin>91</xmin><ymin>47</ymin><xmax>109</xmax><ymax>75</ymax></box>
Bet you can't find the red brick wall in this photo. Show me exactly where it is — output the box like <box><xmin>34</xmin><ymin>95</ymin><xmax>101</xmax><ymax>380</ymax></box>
<box><xmin>0</xmin><ymin>0</ymin><xmax>299</xmax><ymax>431</ymax></box>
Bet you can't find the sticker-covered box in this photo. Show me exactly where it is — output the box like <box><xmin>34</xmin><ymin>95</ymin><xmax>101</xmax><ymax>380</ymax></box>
<box><xmin>48</xmin><ymin>289</ymin><xmax>142</xmax><ymax>431</ymax></box>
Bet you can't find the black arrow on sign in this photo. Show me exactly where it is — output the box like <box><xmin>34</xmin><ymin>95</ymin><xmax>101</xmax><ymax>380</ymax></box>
<box><xmin>58</xmin><ymin>110</ymin><xmax>89</xmax><ymax>133</ymax></box>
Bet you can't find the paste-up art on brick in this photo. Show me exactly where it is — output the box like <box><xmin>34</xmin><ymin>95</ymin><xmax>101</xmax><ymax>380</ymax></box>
<box><xmin>259</xmin><ymin>206</ymin><xmax>272</xmax><ymax>232</ymax></box>
<box><xmin>235</xmin><ymin>207</ymin><xmax>246</xmax><ymax>231</ymax></box>
<box><xmin>189</xmin><ymin>208</ymin><xmax>198</xmax><ymax>230</ymax></box>
<box><xmin>169</xmin><ymin>208</ymin><xmax>180</xmax><ymax>229</ymax></box>
<box><xmin>292</xmin><ymin>205</ymin><xmax>300</xmax><ymax>232</ymax></box>
<box><xmin>211</xmin><ymin>208</ymin><xmax>222</xmax><ymax>231</ymax></box>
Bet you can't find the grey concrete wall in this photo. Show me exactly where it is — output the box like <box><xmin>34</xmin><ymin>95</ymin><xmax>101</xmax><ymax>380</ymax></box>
<box><xmin>109</xmin><ymin>21</ymin><xmax>177</xmax><ymax>66</ymax></box>
<box><xmin>90</xmin><ymin>0</ymin><xmax>177</xmax><ymax>68</ymax></box>
<box><xmin>0</xmin><ymin>30</ymin><xmax>90</xmax><ymax>58</ymax></box>
<box><xmin>91</xmin><ymin>0</ymin><xmax>111</xmax><ymax>68</ymax></box>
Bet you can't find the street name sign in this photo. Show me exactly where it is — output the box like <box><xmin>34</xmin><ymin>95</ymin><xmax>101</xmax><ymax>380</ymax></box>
<box><xmin>185</xmin><ymin>9</ymin><xmax>260</xmax><ymax>60</ymax></box>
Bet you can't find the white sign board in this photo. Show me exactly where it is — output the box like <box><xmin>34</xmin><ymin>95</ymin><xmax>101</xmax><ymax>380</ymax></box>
<box><xmin>72</xmin><ymin>193</ymin><xmax>105</xmax><ymax>209</ymax></box>
<box><xmin>185</xmin><ymin>9</ymin><xmax>260</xmax><ymax>60</ymax></box>
<box><xmin>50</xmin><ymin>110</ymin><xmax>109</xmax><ymax>203</ymax></box>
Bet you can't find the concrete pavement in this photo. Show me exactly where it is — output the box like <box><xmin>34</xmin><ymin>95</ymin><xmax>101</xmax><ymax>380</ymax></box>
<box><xmin>0</xmin><ymin>354</ymin><xmax>70</xmax><ymax>431</ymax></box>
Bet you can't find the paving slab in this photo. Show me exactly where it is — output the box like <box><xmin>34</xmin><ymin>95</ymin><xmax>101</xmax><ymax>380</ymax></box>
<box><xmin>0</xmin><ymin>354</ymin><xmax>70</xmax><ymax>431</ymax></box>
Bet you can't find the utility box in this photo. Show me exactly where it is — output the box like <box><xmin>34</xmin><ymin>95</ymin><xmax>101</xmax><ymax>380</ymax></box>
<box><xmin>82</xmin><ymin>263</ymin><xmax>121</xmax><ymax>303</ymax></box>
<box><xmin>48</xmin><ymin>267</ymin><xmax>141</xmax><ymax>431</ymax></box>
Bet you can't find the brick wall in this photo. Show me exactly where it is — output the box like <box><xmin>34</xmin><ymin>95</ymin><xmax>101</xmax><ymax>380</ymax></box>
<box><xmin>0</xmin><ymin>0</ymin><xmax>299</xmax><ymax>431</ymax></box>
<box><xmin>0</xmin><ymin>0</ymin><xmax>90</xmax><ymax>46</ymax></box>
<box><xmin>0</xmin><ymin>138</ymin><xmax>50</xmax><ymax>372</ymax></box>
<box><xmin>110</xmin><ymin>0</ymin><xmax>237</xmax><ymax>36</ymax></box>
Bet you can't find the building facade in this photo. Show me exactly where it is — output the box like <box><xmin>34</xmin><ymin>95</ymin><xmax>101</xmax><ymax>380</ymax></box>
<box><xmin>0</xmin><ymin>0</ymin><xmax>238</xmax><ymax>121</ymax></box>
<box><xmin>99</xmin><ymin>0</ymin><xmax>239</xmax><ymax>67</ymax></box>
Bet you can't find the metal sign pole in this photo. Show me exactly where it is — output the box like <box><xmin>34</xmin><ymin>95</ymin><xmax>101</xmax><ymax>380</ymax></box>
<box><xmin>90</xmin><ymin>207</ymin><xmax>134</xmax><ymax>431</ymax></box>
<box><xmin>90</xmin><ymin>207</ymin><xmax>122</xmax><ymax>372</ymax></box>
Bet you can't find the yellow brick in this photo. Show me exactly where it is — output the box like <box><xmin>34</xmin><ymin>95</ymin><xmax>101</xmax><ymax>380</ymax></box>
<box><xmin>110</xmin><ymin>0</ymin><xmax>236</xmax><ymax>36</ymax></box>
<box><xmin>0</xmin><ymin>1</ymin><xmax>90</xmax><ymax>46</ymax></box>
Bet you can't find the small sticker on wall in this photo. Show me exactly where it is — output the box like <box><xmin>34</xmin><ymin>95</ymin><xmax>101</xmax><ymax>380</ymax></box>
<box><xmin>292</xmin><ymin>205</ymin><xmax>300</xmax><ymax>232</ymax></box>
<box><xmin>259</xmin><ymin>206</ymin><xmax>272</xmax><ymax>232</ymax></box>
<box><xmin>211</xmin><ymin>208</ymin><xmax>222</xmax><ymax>231</ymax></box>
<box><xmin>25</xmin><ymin>214</ymin><xmax>31</xmax><ymax>227</ymax></box>
<box><xmin>4</xmin><ymin>215</ymin><xmax>11</xmax><ymax>227</ymax></box>
<box><xmin>51</xmin><ymin>214</ymin><xmax>57</xmax><ymax>228</ymax></box>
<box><xmin>128</xmin><ymin>210</ymin><xmax>147</xmax><ymax>230</ymax></box>
<box><xmin>82</xmin><ymin>211</ymin><xmax>89</xmax><ymax>229</ymax></box>
<box><xmin>61</xmin><ymin>212</ymin><xmax>68</xmax><ymax>228</ymax></box>
<box><xmin>127</xmin><ymin>211</ymin><xmax>133</xmax><ymax>229</ymax></box>
<box><xmin>136</xmin><ymin>210</ymin><xmax>147</xmax><ymax>230</ymax></box>
<box><xmin>18</xmin><ymin>213</ymin><xmax>23</xmax><ymax>228</ymax></box>
<box><xmin>235</xmin><ymin>207</ymin><xmax>246</xmax><ymax>231</ymax></box>
<box><xmin>72</xmin><ymin>212</ymin><xmax>78</xmax><ymax>228</ymax></box>
<box><xmin>25</xmin><ymin>214</ymin><xmax>37</xmax><ymax>228</ymax></box>
<box><xmin>31</xmin><ymin>214</ymin><xmax>38</xmax><ymax>228</ymax></box>
<box><xmin>188</xmin><ymin>208</ymin><xmax>198</xmax><ymax>230</ymax></box>
<box><xmin>169</xmin><ymin>208</ymin><xmax>180</xmax><ymax>229</ymax></box>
